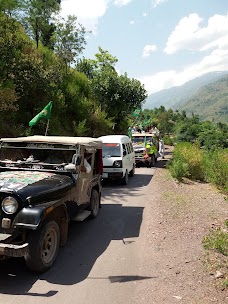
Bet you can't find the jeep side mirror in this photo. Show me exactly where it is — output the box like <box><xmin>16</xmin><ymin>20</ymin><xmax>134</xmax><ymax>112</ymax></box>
<box><xmin>64</xmin><ymin>164</ymin><xmax>77</xmax><ymax>172</ymax></box>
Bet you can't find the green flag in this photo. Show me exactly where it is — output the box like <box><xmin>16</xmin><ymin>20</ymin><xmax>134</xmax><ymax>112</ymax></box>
<box><xmin>127</xmin><ymin>127</ymin><xmax>132</xmax><ymax>139</ymax></box>
<box><xmin>132</xmin><ymin>108</ymin><xmax>141</xmax><ymax>117</ymax></box>
<box><xmin>29</xmin><ymin>101</ymin><xmax>53</xmax><ymax>127</ymax></box>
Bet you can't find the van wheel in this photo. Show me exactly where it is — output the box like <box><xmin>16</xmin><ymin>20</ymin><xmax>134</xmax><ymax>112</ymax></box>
<box><xmin>25</xmin><ymin>220</ymin><xmax>60</xmax><ymax>273</ymax></box>
<box><xmin>88</xmin><ymin>189</ymin><xmax>100</xmax><ymax>219</ymax></box>
<box><xmin>121</xmin><ymin>170</ymin><xmax>128</xmax><ymax>185</ymax></box>
<box><xmin>129</xmin><ymin>165</ymin><xmax>135</xmax><ymax>177</ymax></box>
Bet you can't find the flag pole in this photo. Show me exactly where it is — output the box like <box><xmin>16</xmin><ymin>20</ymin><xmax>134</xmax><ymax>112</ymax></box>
<box><xmin>45</xmin><ymin>119</ymin><xmax>50</xmax><ymax>136</ymax></box>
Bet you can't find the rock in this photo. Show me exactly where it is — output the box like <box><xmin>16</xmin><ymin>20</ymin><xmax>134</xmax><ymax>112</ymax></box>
<box><xmin>173</xmin><ymin>295</ymin><xmax>182</xmax><ymax>300</ymax></box>
<box><xmin>214</xmin><ymin>270</ymin><xmax>224</xmax><ymax>279</ymax></box>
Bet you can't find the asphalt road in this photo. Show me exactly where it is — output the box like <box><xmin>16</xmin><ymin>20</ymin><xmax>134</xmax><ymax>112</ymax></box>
<box><xmin>0</xmin><ymin>167</ymin><xmax>156</xmax><ymax>304</ymax></box>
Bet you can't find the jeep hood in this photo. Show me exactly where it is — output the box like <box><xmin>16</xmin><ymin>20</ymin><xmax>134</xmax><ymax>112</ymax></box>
<box><xmin>0</xmin><ymin>171</ymin><xmax>73</xmax><ymax>202</ymax></box>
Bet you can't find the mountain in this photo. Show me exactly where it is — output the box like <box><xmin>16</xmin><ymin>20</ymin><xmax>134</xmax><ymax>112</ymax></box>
<box><xmin>144</xmin><ymin>71</ymin><xmax>228</xmax><ymax>110</ymax></box>
<box><xmin>179</xmin><ymin>76</ymin><xmax>228</xmax><ymax>124</ymax></box>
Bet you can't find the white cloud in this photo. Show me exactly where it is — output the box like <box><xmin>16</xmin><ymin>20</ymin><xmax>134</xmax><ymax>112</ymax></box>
<box><xmin>130</xmin><ymin>20</ymin><xmax>135</xmax><ymax>25</ymax></box>
<box><xmin>142</xmin><ymin>44</ymin><xmax>157</xmax><ymax>57</ymax></box>
<box><xmin>60</xmin><ymin>0</ymin><xmax>133</xmax><ymax>31</ymax></box>
<box><xmin>139</xmin><ymin>13</ymin><xmax>228</xmax><ymax>96</ymax></box>
<box><xmin>143</xmin><ymin>13</ymin><xmax>148</xmax><ymax>17</ymax></box>
<box><xmin>152</xmin><ymin>0</ymin><xmax>168</xmax><ymax>8</ymax></box>
<box><xmin>164</xmin><ymin>13</ymin><xmax>228</xmax><ymax>54</ymax></box>
<box><xmin>114</xmin><ymin>0</ymin><xmax>132</xmax><ymax>6</ymax></box>
<box><xmin>139</xmin><ymin>45</ymin><xmax>228</xmax><ymax>95</ymax></box>
<box><xmin>60</xmin><ymin>0</ymin><xmax>109</xmax><ymax>31</ymax></box>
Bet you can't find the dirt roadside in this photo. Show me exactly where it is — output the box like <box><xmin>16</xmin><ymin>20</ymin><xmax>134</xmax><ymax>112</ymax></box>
<box><xmin>134</xmin><ymin>146</ymin><xmax>228</xmax><ymax>304</ymax></box>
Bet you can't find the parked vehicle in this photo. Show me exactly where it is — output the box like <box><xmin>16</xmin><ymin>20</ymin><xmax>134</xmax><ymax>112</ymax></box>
<box><xmin>99</xmin><ymin>135</ymin><xmax>135</xmax><ymax>185</ymax></box>
<box><xmin>131</xmin><ymin>133</ymin><xmax>159</xmax><ymax>167</ymax></box>
<box><xmin>0</xmin><ymin>135</ymin><xmax>103</xmax><ymax>272</ymax></box>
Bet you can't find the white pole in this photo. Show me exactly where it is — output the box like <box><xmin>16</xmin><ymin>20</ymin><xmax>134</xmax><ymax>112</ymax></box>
<box><xmin>45</xmin><ymin>119</ymin><xmax>50</xmax><ymax>136</ymax></box>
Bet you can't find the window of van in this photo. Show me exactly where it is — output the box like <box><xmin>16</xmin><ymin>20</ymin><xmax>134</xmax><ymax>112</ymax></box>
<box><xmin>122</xmin><ymin>144</ymin><xmax>127</xmax><ymax>156</ymax></box>
<box><xmin>102</xmin><ymin>143</ymin><xmax>121</xmax><ymax>157</ymax></box>
<box><xmin>126</xmin><ymin>143</ymin><xmax>131</xmax><ymax>154</ymax></box>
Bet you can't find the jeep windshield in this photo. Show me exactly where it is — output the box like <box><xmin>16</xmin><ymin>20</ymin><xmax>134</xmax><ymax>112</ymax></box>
<box><xmin>102</xmin><ymin>143</ymin><xmax>121</xmax><ymax>157</ymax></box>
<box><xmin>132</xmin><ymin>136</ymin><xmax>145</xmax><ymax>144</ymax></box>
<box><xmin>132</xmin><ymin>135</ymin><xmax>155</xmax><ymax>144</ymax></box>
<box><xmin>0</xmin><ymin>142</ymin><xmax>77</xmax><ymax>170</ymax></box>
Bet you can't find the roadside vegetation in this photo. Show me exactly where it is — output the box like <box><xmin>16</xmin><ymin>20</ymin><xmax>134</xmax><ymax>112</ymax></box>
<box><xmin>136</xmin><ymin>107</ymin><xmax>228</xmax><ymax>290</ymax></box>
<box><xmin>134</xmin><ymin>107</ymin><xmax>227</xmax><ymax>194</ymax></box>
<box><xmin>203</xmin><ymin>220</ymin><xmax>228</xmax><ymax>289</ymax></box>
<box><xmin>168</xmin><ymin>143</ymin><xmax>228</xmax><ymax>194</ymax></box>
<box><xmin>0</xmin><ymin>1</ymin><xmax>147</xmax><ymax>138</ymax></box>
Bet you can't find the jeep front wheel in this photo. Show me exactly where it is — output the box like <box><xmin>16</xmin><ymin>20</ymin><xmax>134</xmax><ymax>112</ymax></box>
<box><xmin>25</xmin><ymin>220</ymin><xmax>60</xmax><ymax>272</ymax></box>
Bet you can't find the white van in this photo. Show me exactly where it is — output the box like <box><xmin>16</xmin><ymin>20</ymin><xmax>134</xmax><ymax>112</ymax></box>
<box><xmin>99</xmin><ymin>135</ymin><xmax>135</xmax><ymax>185</ymax></box>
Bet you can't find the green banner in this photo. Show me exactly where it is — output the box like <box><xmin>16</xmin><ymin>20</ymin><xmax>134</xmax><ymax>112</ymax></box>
<box><xmin>132</xmin><ymin>108</ymin><xmax>141</xmax><ymax>117</ymax></box>
<box><xmin>29</xmin><ymin>101</ymin><xmax>53</xmax><ymax>127</ymax></box>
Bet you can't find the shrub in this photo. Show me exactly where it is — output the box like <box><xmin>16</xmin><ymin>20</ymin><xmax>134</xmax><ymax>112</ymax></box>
<box><xmin>163</xmin><ymin>135</ymin><xmax>173</xmax><ymax>146</ymax></box>
<box><xmin>203</xmin><ymin>228</ymin><xmax>228</xmax><ymax>256</ymax></box>
<box><xmin>168</xmin><ymin>157</ymin><xmax>189</xmax><ymax>180</ymax></box>
<box><xmin>169</xmin><ymin>142</ymin><xmax>204</xmax><ymax>181</ymax></box>
<box><xmin>203</xmin><ymin>149</ymin><xmax>228</xmax><ymax>193</ymax></box>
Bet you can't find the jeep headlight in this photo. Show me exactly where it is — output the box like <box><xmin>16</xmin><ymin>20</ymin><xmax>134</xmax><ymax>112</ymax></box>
<box><xmin>2</xmin><ymin>197</ymin><xmax>18</xmax><ymax>214</ymax></box>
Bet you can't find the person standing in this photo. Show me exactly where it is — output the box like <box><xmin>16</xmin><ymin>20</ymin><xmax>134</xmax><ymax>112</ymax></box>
<box><xmin>159</xmin><ymin>138</ymin><xmax>165</xmax><ymax>159</ymax></box>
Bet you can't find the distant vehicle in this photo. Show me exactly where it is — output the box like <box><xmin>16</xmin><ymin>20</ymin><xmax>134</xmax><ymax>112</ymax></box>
<box><xmin>99</xmin><ymin>135</ymin><xmax>135</xmax><ymax>185</ymax></box>
<box><xmin>0</xmin><ymin>135</ymin><xmax>103</xmax><ymax>272</ymax></box>
<box><xmin>131</xmin><ymin>133</ymin><xmax>159</xmax><ymax>167</ymax></box>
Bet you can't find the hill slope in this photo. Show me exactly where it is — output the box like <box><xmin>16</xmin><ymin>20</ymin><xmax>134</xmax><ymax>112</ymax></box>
<box><xmin>144</xmin><ymin>71</ymin><xmax>228</xmax><ymax>110</ymax></box>
<box><xmin>179</xmin><ymin>76</ymin><xmax>228</xmax><ymax>124</ymax></box>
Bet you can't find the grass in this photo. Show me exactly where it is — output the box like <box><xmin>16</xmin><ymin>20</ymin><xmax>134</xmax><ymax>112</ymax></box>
<box><xmin>203</xmin><ymin>221</ymin><xmax>228</xmax><ymax>289</ymax></box>
<box><xmin>203</xmin><ymin>149</ymin><xmax>228</xmax><ymax>193</ymax></box>
<box><xmin>168</xmin><ymin>143</ymin><xmax>228</xmax><ymax>194</ymax></box>
<box><xmin>203</xmin><ymin>229</ymin><xmax>228</xmax><ymax>256</ymax></box>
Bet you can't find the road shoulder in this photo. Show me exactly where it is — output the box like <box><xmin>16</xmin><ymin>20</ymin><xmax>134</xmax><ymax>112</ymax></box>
<box><xmin>134</xmin><ymin>148</ymin><xmax>228</xmax><ymax>304</ymax></box>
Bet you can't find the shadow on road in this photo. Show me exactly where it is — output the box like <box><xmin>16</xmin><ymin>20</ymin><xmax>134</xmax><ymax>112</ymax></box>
<box><xmin>89</xmin><ymin>275</ymin><xmax>158</xmax><ymax>283</ymax></box>
<box><xmin>102</xmin><ymin>168</ymin><xmax>154</xmax><ymax>188</ymax></box>
<box><xmin>102</xmin><ymin>170</ymin><xmax>154</xmax><ymax>205</ymax></box>
<box><xmin>0</xmin><ymin>203</ymin><xmax>145</xmax><ymax>296</ymax></box>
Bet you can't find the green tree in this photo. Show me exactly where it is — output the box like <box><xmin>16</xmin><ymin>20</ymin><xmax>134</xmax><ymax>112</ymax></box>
<box><xmin>20</xmin><ymin>0</ymin><xmax>61</xmax><ymax>48</ymax></box>
<box><xmin>54</xmin><ymin>15</ymin><xmax>87</xmax><ymax>71</ymax></box>
<box><xmin>78</xmin><ymin>48</ymin><xmax>147</xmax><ymax>131</ymax></box>
<box><xmin>197</xmin><ymin>122</ymin><xmax>228</xmax><ymax>150</ymax></box>
<box><xmin>0</xmin><ymin>0</ymin><xmax>20</xmax><ymax>15</ymax></box>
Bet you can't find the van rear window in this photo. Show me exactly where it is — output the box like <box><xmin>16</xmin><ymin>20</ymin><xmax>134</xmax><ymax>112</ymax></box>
<box><xmin>102</xmin><ymin>143</ymin><xmax>121</xmax><ymax>157</ymax></box>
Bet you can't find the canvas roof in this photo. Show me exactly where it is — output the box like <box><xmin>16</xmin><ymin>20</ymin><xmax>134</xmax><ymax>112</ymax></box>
<box><xmin>0</xmin><ymin>135</ymin><xmax>102</xmax><ymax>149</ymax></box>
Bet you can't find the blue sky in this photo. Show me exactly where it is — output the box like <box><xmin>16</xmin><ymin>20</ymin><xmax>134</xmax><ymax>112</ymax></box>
<box><xmin>61</xmin><ymin>0</ymin><xmax>228</xmax><ymax>95</ymax></box>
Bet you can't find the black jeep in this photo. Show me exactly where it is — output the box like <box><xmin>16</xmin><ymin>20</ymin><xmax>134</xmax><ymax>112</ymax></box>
<box><xmin>0</xmin><ymin>135</ymin><xmax>103</xmax><ymax>272</ymax></box>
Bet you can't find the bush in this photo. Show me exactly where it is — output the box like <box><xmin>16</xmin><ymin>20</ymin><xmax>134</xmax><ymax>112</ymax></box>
<box><xmin>203</xmin><ymin>228</ymin><xmax>228</xmax><ymax>256</ymax></box>
<box><xmin>168</xmin><ymin>157</ymin><xmax>189</xmax><ymax>180</ymax></box>
<box><xmin>169</xmin><ymin>142</ymin><xmax>204</xmax><ymax>181</ymax></box>
<box><xmin>203</xmin><ymin>149</ymin><xmax>228</xmax><ymax>193</ymax></box>
<box><xmin>169</xmin><ymin>143</ymin><xmax>228</xmax><ymax>193</ymax></box>
<box><xmin>163</xmin><ymin>135</ymin><xmax>174</xmax><ymax>146</ymax></box>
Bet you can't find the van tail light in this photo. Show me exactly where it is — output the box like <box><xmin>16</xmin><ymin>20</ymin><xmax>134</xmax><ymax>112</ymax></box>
<box><xmin>113</xmin><ymin>160</ymin><xmax>122</xmax><ymax>168</ymax></box>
